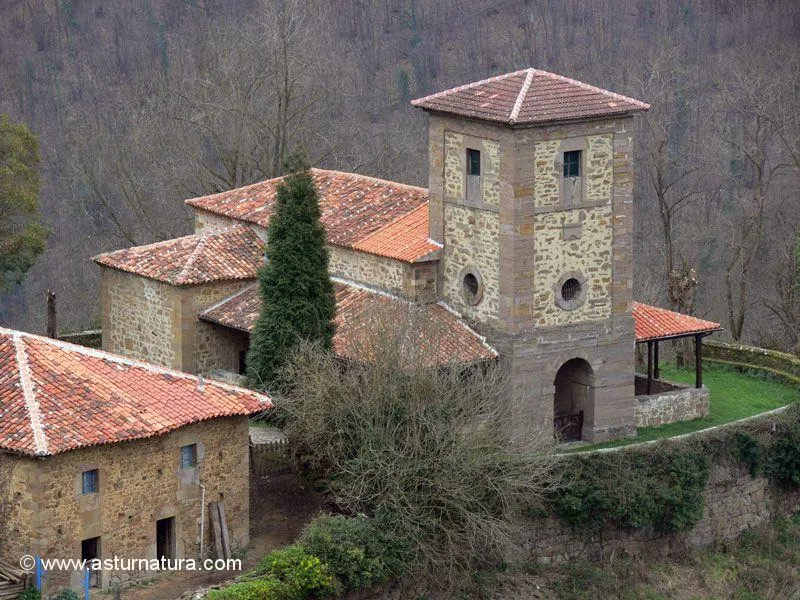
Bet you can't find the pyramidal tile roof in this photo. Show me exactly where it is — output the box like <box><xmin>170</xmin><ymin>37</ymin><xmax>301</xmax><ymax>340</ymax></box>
<box><xmin>411</xmin><ymin>68</ymin><xmax>649</xmax><ymax>125</ymax></box>
<box><xmin>185</xmin><ymin>169</ymin><xmax>437</xmax><ymax>263</ymax></box>
<box><xmin>199</xmin><ymin>279</ymin><xmax>498</xmax><ymax>366</ymax></box>
<box><xmin>93</xmin><ymin>226</ymin><xmax>264</xmax><ymax>285</ymax></box>
<box><xmin>0</xmin><ymin>328</ymin><xmax>270</xmax><ymax>456</ymax></box>
<box><xmin>632</xmin><ymin>302</ymin><xmax>721</xmax><ymax>342</ymax></box>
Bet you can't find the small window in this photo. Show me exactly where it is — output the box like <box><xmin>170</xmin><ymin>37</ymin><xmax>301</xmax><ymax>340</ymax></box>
<box><xmin>563</xmin><ymin>150</ymin><xmax>581</xmax><ymax>178</ymax></box>
<box><xmin>180</xmin><ymin>444</ymin><xmax>198</xmax><ymax>469</ymax></box>
<box><xmin>82</xmin><ymin>469</ymin><xmax>98</xmax><ymax>494</ymax></box>
<box><xmin>460</xmin><ymin>268</ymin><xmax>484</xmax><ymax>306</ymax></box>
<box><xmin>467</xmin><ymin>148</ymin><xmax>481</xmax><ymax>176</ymax></box>
<box><xmin>561</xmin><ymin>278</ymin><xmax>582</xmax><ymax>302</ymax></box>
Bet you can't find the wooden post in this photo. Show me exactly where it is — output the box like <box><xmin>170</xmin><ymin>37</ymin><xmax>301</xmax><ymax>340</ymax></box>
<box><xmin>695</xmin><ymin>334</ymin><xmax>703</xmax><ymax>389</ymax></box>
<box><xmin>654</xmin><ymin>340</ymin><xmax>660</xmax><ymax>380</ymax></box>
<box><xmin>45</xmin><ymin>291</ymin><xmax>57</xmax><ymax>339</ymax></box>
<box><xmin>647</xmin><ymin>340</ymin><xmax>653</xmax><ymax>395</ymax></box>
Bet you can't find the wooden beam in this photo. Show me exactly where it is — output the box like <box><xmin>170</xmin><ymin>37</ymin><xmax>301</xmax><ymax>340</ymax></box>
<box><xmin>647</xmin><ymin>340</ymin><xmax>653</xmax><ymax>395</ymax></box>
<box><xmin>218</xmin><ymin>501</ymin><xmax>231</xmax><ymax>560</ymax></box>
<box><xmin>695</xmin><ymin>334</ymin><xmax>703</xmax><ymax>389</ymax></box>
<box><xmin>654</xmin><ymin>341</ymin><xmax>660</xmax><ymax>380</ymax></box>
<box><xmin>209</xmin><ymin>501</ymin><xmax>224</xmax><ymax>559</ymax></box>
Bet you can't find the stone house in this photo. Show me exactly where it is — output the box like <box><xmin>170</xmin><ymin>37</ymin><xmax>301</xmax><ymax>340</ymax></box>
<box><xmin>0</xmin><ymin>327</ymin><xmax>270</xmax><ymax>590</ymax></box>
<box><xmin>93</xmin><ymin>68</ymin><xmax>721</xmax><ymax>443</ymax></box>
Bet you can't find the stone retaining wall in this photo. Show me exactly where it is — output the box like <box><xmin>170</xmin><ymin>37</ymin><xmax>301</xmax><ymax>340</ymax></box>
<box><xmin>705</xmin><ymin>340</ymin><xmax>800</xmax><ymax>384</ymax></box>
<box><xmin>516</xmin><ymin>462</ymin><xmax>800</xmax><ymax>564</ymax></box>
<box><xmin>633</xmin><ymin>376</ymin><xmax>709</xmax><ymax>427</ymax></box>
<box><xmin>514</xmin><ymin>406</ymin><xmax>800</xmax><ymax>564</ymax></box>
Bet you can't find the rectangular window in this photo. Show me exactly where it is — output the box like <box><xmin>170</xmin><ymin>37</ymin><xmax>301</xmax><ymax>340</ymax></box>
<box><xmin>467</xmin><ymin>148</ymin><xmax>481</xmax><ymax>176</ymax></box>
<box><xmin>563</xmin><ymin>150</ymin><xmax>581</xmax><ymax>178</ymax></box>
<box><xmin>238</xmin><ymin>349</ymin><xmax>248</xmax><ymax>375</ymax></box>
<box><xmin>180</xmin><ymin>444</ymin><xmax>197</xmax><ymax>469</ymax></box>
<box><xmin>82</xmin><ymin>469</ymin><xmax>98</xmax><ymax>494</ymax></box>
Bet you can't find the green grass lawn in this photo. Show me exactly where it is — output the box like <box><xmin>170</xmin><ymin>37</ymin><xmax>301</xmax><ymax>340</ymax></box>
<box><xmin>562</xmin><ymin>363</ymin><xmax>800</xmax><ymax>453</ymax></box>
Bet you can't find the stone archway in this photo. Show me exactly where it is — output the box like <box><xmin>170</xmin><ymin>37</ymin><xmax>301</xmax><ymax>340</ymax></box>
<box><xmin>553</xmin><ymin>358</ymin><xmax>594</xmax><ymax>442</ymax></box>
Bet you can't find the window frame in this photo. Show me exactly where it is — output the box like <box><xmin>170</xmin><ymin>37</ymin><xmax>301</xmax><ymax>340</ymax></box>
<box><xmin>81</xmin><ymin>469</ymin><xmax>99</xmax><ymax>495</ymax></box>
<box><xmin>180</xmin><ymin>443</ymin><xmax>198</xmax><ymax>469</ymax></box>
<box><xmin>467</xmin><ymin>148</ymin><xmax>481</xmax><ymax>177</ymax></box>
<box><xmin>563</xmin><ymin>150</ymin><xmax>582</xmax><ymax>178</ymax></box>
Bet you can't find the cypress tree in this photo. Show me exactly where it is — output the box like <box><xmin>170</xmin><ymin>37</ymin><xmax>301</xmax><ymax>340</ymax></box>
<box><xmin>246</xmin><ymin>152</ymin><xmax>335</xmax><ymax>389</ymax></box>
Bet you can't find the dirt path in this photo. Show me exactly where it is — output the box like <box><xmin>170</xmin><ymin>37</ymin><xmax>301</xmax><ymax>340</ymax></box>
<box><xmin>105</xmin><ymin>472</ymin><xmax>325</xmax><ymax>600</ymax></box>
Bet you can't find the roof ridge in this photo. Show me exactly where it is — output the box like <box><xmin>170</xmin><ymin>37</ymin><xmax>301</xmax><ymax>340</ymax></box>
<box><xmin>186</xmin><ymin>169</ymin><xmax>428</xmax><ymax>208</ymax></box>
<box><xmin>0</xmin><ymin>327</ymin><xmax>271</xmax><ymax>403</ymax></box>
<box><xmin>510</xmin><ymin>68</ymin><xmax>535</xmax><ymax>123</ymax></box>
<box><xmin>532</xmin><ymin>68</ymin><xmax>651</xmax><ymax>110</ymax></box>
<box><xmin>174</xmin><ymin>235</ymin><xmax>209</xmax><ymax>285</ymax></box>
<box><xmin>92</xmin><ymin>225</ymin><xmax>248</xmax><ymax>263</ymax></box>
<box><xmin>316</xmin><ymin>169</ymin><xmax>429</xmax><ymax>194</ymax></box>
<box><xmin>410</xmin><ymin>68</ymin><xmax>530</xmax><ymax>107</ymax></box>
<box><xmin>12</xmin><ymin>333</ymin><xmax>49</xmax><ymax>455</ymax></box>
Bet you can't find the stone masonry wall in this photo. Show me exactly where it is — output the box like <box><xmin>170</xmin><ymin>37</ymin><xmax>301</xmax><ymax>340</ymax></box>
<box><xmin>0</xmin><ymin>417</ymin><xmax>250</xmax><ymax>590</ymax></box>
<box><xmin>532</xmin><ymin>206</ymin><xmax>613</xmax><ymax>326</ymax></box>
<box><xmin>328</xmin><ymin>246</ymin><xmax>406</xmax><ymax>296</ymax></box>
<box><xmin>443</xmin><ymin>204</ymin><xmax>500</xmax><ymax>323</ymax></box>
<box><xmin>101</xmin><ymin>267</ymin><xmax>249</xmax><ymax>373</ymax></box>
<box><xmin>515</xmin><ymin>462</ymin><xmax>800</xmax><ymax>565</ymax></box>
<box><xmin>634</xmin><ymin>380</ymin><xmax>710</xmax><ymax>427</ymax></box>
<box><xmin>101</xmin><ymin>268</ymin><xmax>180</xmax><ymax>369</ymax></box>
<box><xmin>184</xmin><ymin>281</ymin><xmax>251</xmax><ymax>373</ymax></box>
<box><xmin>196</xmin><ymin>321</ymin><xmax>249</xmax><ymax>375</ymax></box>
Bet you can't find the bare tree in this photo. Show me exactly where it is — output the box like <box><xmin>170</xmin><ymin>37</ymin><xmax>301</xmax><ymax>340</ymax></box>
<box><xmin>713</xmin><ymin>47</ymin><xmax>797</xmax><ymax>341</ymax></box>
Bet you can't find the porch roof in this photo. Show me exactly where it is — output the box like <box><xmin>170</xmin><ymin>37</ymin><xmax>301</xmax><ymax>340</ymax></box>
<box><xmin>632</xmin><ymin>302</ymin><xmax>721</xmax><ymax>343</ymax></box>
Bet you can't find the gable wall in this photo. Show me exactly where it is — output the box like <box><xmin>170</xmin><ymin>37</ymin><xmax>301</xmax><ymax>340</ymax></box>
<box><xmin>0</xmin><ymin>417</ymin><xmax>250</xmax><ymax>590</ymax></box>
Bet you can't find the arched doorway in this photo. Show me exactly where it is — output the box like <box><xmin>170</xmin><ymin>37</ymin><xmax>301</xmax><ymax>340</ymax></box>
<box><xmin>553</xmin><ymin>358</ymin><xmax>594</xmax><ymax>442</ymax></box>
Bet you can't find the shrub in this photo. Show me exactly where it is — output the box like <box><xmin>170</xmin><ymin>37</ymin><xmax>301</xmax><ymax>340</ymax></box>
<box><xmin>51</xmin><ymin>590</ymin><xmax>79</xmax><ymax>600</ymax></box>
<box><xmin>18</xmin><ymin>588</ymin><xmax>40</xmax><ymax>600</ymax></box>
<box><xmin>276</xmin><ymin>326</ymin><xmax>559</xmax><ymax>578</ymax></box>
<box><xmin>550</xmin><ymin>444</ymin><xmax>709</xmax><ymax>533</ymax></box>
<box><xmin>255</xmin><ymin>545</ymin><xmax>342</xmax><ymax>598</ymax></box>
<box><xmin>765</xmin><ymin>417</ymin><xmax>800</xmax><ymax>488</ymax></box>
<box><xmin>207</xmin><ymin>579</ymin><xmax>288</xmax><ymax>600</ymax></box>
<box><xmin>299</xmin><ymin>514</ymin><xmax>409</xmax><ymax>590</ymax></box>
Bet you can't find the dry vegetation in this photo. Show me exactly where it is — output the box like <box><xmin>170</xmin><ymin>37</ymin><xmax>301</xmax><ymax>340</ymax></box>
<box><xmin>0</xmin><ymin>0</ymin><xmax>798</xmax><ymax>354</ymax></box>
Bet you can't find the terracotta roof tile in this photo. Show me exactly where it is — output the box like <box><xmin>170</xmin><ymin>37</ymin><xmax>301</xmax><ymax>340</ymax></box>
<box><xmin>92</xmin><ymin>226</ymin><xmax>264</xmax><ymax>285</ymax></box>
<box><xmin>185</xmin><ymin>169</ymin><xmax>434</xmax><ymax>263</ymax></box>
<box><xmin>0</xmin><ymin>328</ymin><xmax>270</xmax><ymax>456</ymax></box>
<box><xmin>200</xmin><ymin>280</ymin><xmax>497</xmax><ymax>366</ymax></box>
<box><xmin>412</xmin><ymin>68</ymin><xmax>649</xmax><ymax>125</ymax></box>
<box><xmin>352</xmin><ymin>204</ymin><xmax>441</xmax><ymax>262</ymax></box>
<box><xmin>632</xmin><ymin>302</ymin><xmax>721</xmax><ymax>342</ymax></box>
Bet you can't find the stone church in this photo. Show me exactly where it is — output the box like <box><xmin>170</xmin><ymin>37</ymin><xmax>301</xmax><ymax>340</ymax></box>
<box><xmin>93</xmin><ymin>68</ymin><xmax>720</xmax><ymax>443</ymax></box>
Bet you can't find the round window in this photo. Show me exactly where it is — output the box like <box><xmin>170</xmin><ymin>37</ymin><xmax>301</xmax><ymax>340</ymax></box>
<box><xmin>463</xmin><ymin>273</ymin><xmax>479</xmax><ymax>298</ymax></box>
<box><xmin>561</xmin><ymin>278</ymin><xmax>581</xmax><ymax>302</ymax></box>
<box><xmin>460</xmin><ymin>267</ymin><xmax>484</xmax><ymax>306</ymax></box>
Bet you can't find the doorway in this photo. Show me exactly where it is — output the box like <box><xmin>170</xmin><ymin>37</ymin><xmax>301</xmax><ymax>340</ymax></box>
<box><xmin>156</xmin><ymin>517</ymin><xmax>175</xmax><ymax>560</ymax></box>
<box><xmin>553</xmin><ymin>358</ymin><xmax>594</xmax><ymax>441</ymax></box>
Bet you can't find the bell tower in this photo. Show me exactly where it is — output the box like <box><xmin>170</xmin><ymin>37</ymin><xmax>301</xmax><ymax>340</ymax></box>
<box><xmin>413</xmin><ymin>68</ymin><xmax>649</xmax><ymax>442</ymax></box>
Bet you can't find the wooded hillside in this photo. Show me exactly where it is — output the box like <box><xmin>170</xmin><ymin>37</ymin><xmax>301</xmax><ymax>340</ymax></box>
<box><xmin>0</xmin><ymin>0</ymin><xmax>798</xmax><ymax>352</ymax></box>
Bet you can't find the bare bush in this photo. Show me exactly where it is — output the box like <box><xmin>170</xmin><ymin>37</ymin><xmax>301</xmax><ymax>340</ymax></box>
<box><xmin>273</xmin><ymin>301</ymin><xmax>559</xmax><ymax>581</ymax></box>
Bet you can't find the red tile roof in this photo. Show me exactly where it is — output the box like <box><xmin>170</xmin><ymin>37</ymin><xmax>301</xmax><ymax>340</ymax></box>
<box><xmin>185</xmin><ymin>169</ymin><xmax>437</xmax><ymax>263</ymax></box>
<box><xmin>632</xmin><ymin>302</ymin><xmax>721</xmax><ymax>342</ymax></box>
<box><xmin>200</xmin><ymin>280</ymin><xmax>498</xmax><ymax>366</ymax></box>
<box><xmin>93</xmin><ymin>226</ymin><xmax>264</xmax><ymax>285</ymax></box>
<box><xmin>412</xmin><ymin>68</ymin><xmax>649</xmax><ymax>125</ymax></box>
<box><xmin>352</xmin><ymin>203</ymin><xmax>441</xmax><ymax>262</ymax></box>
<box><xmin>0</xmin><ymin>328</ymin><xmax>270</xmax><ymax>456</ymax></box>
